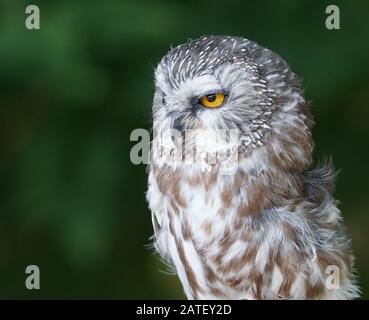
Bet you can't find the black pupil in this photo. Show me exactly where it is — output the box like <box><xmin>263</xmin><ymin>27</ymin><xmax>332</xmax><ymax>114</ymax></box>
<box><xmin>206</xmin><ymin>94</ymin><xmax>216</xmax><ymax>102</ymax></box>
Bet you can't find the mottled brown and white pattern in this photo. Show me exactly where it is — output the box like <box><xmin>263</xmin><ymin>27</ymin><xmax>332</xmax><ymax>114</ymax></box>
<box><xmin>146</xmin><ymin>36</ymin><xmax>359</xmax><ymax>299</ymax></box>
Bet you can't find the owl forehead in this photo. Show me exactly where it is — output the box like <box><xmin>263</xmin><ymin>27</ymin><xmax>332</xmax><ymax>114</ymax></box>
<box><xmin>155</xmin><ymin>36</ymin><xmax>258</xmax><ymax>93</ymax></box>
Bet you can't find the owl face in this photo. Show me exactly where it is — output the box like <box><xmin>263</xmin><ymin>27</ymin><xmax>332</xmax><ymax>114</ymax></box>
<box><xmin>153</xmin><ymin>36</ymin><xmax>313</xmax><ymax>166</ymax></box>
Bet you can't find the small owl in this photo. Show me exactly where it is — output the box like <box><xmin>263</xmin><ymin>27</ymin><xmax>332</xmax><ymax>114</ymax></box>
<box><xmin>146</xmin><ymin>35</ymin><xmax>359</xmax><ymax>299</ymax></box>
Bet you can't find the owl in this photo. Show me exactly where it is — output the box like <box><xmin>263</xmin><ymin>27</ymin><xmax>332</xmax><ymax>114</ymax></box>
<box><xmin>146</xmin><ymin>35</ymin><xmax>359</xmax><ymax>299</ymax></box>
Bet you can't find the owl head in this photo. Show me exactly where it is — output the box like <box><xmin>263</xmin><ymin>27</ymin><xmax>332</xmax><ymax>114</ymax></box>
<box><xmin>152</xmin><ymin>36</ymin><xmax>314</xmax><ymax>173</ymax></box>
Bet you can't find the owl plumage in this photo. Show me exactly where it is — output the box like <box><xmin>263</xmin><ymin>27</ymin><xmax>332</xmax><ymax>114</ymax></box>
<box><xmin>146</xmin><ymin>35</ymin><xmax>359</xmax><ymax>299</ymax></box>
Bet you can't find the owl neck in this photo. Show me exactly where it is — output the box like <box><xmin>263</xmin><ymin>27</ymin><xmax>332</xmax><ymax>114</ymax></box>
<box><xmin>151</xmin><ymin>140</ymin><xmax>312</xmax><ymax>219</ymax></box>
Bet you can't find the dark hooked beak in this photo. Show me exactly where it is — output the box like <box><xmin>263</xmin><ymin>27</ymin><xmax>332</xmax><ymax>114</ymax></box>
<box><xmin>172</xmin><ymin>116</ymin><xmax>185</xmax><ymax>133</ymax></box>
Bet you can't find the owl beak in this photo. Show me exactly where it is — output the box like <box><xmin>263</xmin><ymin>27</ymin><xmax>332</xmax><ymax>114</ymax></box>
<box><xmin>170</xmin><ymin>116</ymin><xmax>185</xmax><ymax>149</ymax></box>
<box><xmin>172</xmin><ymin>116</ymin><xmax>185</xmax><ymax>133</ymax></box>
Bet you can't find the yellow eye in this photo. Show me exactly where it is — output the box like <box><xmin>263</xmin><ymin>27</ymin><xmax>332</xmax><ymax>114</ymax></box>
<box><xmin>199</xmin><ymin>92</ymin><xmax>225</xmax><ymax>108</ymax></box>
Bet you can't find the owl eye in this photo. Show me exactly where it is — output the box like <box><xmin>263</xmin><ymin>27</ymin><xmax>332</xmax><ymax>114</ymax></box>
<box><xmin>199</xmin><ymin>92</ymin><xmax>225</xmax><ymax>108</ymax></box>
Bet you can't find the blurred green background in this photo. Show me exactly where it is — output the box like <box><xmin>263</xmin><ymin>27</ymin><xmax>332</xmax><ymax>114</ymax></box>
<box><xmin>0</xmin><ymin>0</ymin><xmax>368</xmax><ymax>299</ymax></box>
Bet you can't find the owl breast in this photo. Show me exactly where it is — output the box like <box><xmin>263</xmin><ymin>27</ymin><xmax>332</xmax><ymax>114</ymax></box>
<box><xmin>148</xmin><ymin>155</ymin><xmax>299</xmax><ymax>299</ymax></box>
<box><xmin>148</xmin><ymin>163</ymin><xmax>256</xmax><ymax>299</ymax></box>
<box><xmin>147</xmin><ymin>157</ymin><xmax>358</xmax><ymax>300</ymax></box>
